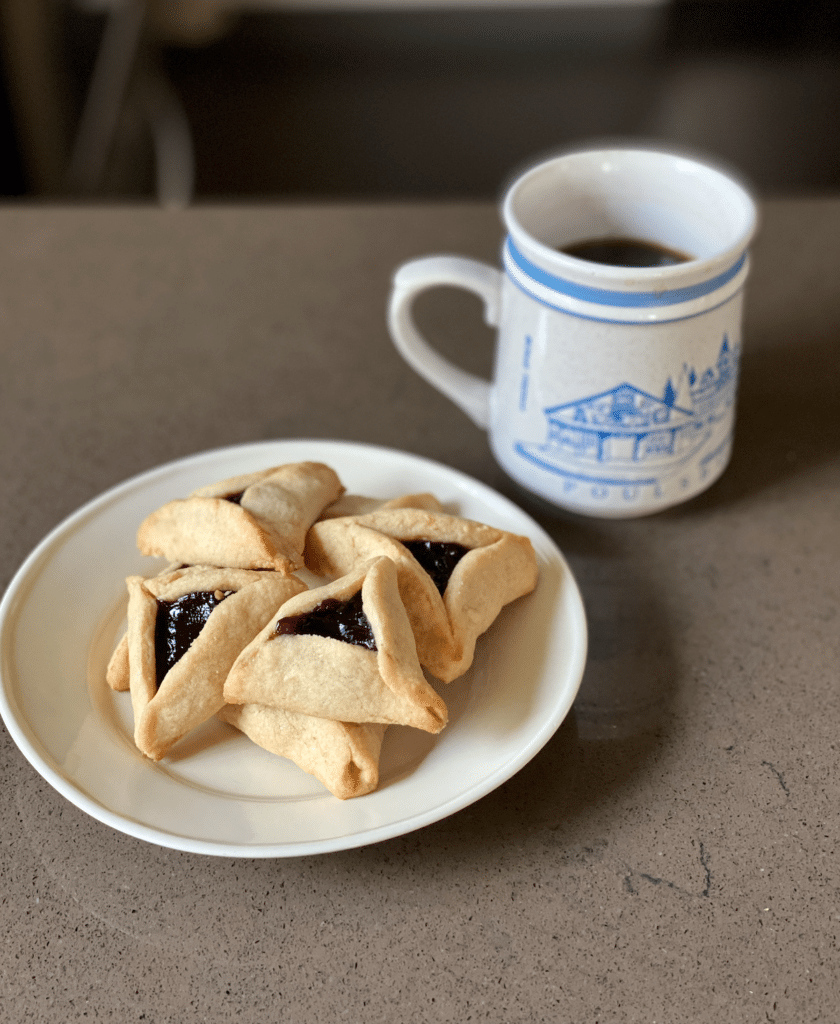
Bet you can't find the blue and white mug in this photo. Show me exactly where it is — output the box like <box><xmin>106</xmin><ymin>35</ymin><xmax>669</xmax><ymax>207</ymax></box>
<box><xmin>387</xmin><ymin>148</ymin><xmax>758</xmax><ymax>517</ymax></box>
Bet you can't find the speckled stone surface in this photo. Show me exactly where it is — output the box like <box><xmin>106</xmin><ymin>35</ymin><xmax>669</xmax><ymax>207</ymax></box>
<box><xmin>0</xmin><ymin>199</ymin><xmax>837</xmax><ymax>1023</ymax></box>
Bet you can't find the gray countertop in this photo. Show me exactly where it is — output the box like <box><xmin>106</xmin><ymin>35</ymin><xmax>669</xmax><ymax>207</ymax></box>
<box><xmin>0</xmin><ymin>199</ymin><xmax>838</xmax><ymax>1023</ymax></box>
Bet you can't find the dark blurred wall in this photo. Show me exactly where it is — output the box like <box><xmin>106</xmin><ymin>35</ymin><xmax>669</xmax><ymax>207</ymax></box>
<box><xmin>161</xmin><ymin>0</ymin><xmax>840</xmax><ymax>199</ymax></box>
<box><xmin>0</xmin><ymin>49</ymin><xmax>26</xmax><ymax>195</ymax></box>
<box><xmin>2</xmin><ymin>0</ymin><xmax>839</xmax><ymax>199</ymax></box>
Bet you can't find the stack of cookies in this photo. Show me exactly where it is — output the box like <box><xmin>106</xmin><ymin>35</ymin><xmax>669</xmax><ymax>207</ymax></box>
<box><xmin>106</xmin><ymin>461</ymin><xmax>538</xmax><ymax>799</ymax></box>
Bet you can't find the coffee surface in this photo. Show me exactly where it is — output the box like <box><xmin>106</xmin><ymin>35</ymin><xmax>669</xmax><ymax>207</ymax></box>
<box><xmin>561</xmin><ymin>237</ymin><xmax>691</xmax><ymax>268</ymax></box>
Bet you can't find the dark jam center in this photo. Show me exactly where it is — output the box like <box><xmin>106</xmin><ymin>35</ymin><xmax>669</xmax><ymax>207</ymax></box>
<box><xmin>274</xmin><ymin>589</ymin><xmax>376</xmax><ymax>650</ymax></box>
<box><xmin>154</xmin><ymin>589</ymin><xmax>233</xmax><ymax>686</ymax></box>
<box><xmin>402</xmin><ymin>539</ymin><xmax>469</xmax><ymax>595</ymax></box>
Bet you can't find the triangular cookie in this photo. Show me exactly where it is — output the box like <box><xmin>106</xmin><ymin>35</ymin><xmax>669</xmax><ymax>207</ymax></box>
<box><xmin>304</xmin><ymin>508</ymin><xmax>538</xmax><ymax>682</ymax></box>
<box><xmin>224</xmin><ymin>556</ymin><xmax>448</xmax><ymax>733</ymax></box>
<box><xmin>126</xmin><ymin>565</ymin><xmax>307</xmax><ymax>760</ymax></box>
<box><xmin>218</xmin><ymin>704</ymin><xmax>387</xmax><ymax>800</ymax></box>
<box><xmin>318</xmin><ymin>491</ymin><xmax>443</xmax><ymax>520</ymax></box>
<box><xmin>106</xmin><ymin>561</ymin><xmax>183</xmax><ymax>693</ymax></box>
<box><xmin>136</xmin><ymin>461</ymin><xmax>343</xmax><ymax>571</ymax></box>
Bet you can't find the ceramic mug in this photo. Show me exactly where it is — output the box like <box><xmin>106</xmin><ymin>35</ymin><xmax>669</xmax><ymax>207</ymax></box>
<box><xmin>387</xmin><ymin>148</ymin><xmax>758</xmax><ymax>517</ymax></box>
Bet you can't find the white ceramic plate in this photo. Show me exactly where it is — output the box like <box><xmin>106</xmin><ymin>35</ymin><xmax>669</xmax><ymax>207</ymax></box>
<box><xmin>0</xmin><ymin>440</ymin><xmax>587</xmax><ymax>857</ymax></box>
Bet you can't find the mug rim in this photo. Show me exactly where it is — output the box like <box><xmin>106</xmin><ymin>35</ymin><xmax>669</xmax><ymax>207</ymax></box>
<box><xmin>502</xmin><ymin>146</ymin><xmax>758</xmax><ymax>290</ymax></box>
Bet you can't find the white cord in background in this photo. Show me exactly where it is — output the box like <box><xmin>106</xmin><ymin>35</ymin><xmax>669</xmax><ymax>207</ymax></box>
<box><xmin>138</xmin><ymin>59</ymin><xmax>194</xmax><ymax>208</ymax></box>
<box><xmin>65</xmin><ymin>0</ymin><xmax>145</xmax><ymax>194</ymax></box>
<box><xmin>66</xmin><ymin>0</ymin><xmax>194</xmax><ymax>206</ymax></box>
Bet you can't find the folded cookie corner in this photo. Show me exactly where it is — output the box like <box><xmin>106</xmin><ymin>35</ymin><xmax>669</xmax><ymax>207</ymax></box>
<box><xmin>218</xmin><ymin>703</ymin><xmax>387</xmax><ymax>800</ymax></box>
<box><xmin>225</xmin><ymin>555</ymin><xmax>448</xmax><ymax>735</ymax></box>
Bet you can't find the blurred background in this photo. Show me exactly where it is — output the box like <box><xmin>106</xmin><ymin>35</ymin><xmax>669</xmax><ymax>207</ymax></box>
<box><xmin>1</xmin><ymin>0</ymin><xmax>839</xmax><ymax>205</ymax></box>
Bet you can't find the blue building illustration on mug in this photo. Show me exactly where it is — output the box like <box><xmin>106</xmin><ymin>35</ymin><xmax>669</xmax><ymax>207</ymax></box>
<box><xmin>516</xmin><ymin>335</ymin><xmax>738</xmax><ymax>494</ymax></box>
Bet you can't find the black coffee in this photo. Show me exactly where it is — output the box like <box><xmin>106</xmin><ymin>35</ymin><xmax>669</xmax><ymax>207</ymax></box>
<box><xmin>561</xmin><ymin>237</ymin><xmax>691</xmax><ymax>268</ymax></box>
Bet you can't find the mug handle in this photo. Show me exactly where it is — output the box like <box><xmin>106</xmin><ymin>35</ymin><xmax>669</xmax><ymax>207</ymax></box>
<box><xmin>387</xmin><ymin>256</ymin><xmax>503</xmax><ymax>430</ymax></box>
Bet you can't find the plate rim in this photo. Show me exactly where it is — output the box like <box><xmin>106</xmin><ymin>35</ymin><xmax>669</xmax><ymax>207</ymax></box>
<box><xmin>0</xmin><ymin>439</ymin><xmax>588</xmax><ymax>857</ymax></box>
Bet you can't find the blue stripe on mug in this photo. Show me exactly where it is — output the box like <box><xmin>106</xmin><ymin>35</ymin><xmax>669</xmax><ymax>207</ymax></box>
<box><xmin>505</xmin><ymin>237</ymin><xmax>747</xmax><ymax>308</ymax></box>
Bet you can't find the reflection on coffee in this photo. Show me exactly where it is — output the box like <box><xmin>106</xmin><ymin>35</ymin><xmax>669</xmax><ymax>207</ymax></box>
<box><xmin>560</xmin><ymin>237</ymin><xmax>692</xmax><ymax>268</ymax></box>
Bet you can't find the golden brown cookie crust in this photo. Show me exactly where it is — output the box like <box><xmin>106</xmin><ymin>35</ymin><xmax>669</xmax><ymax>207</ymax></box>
<box><xmin>224</xmin><ymin>556</ymin><xmax>448</xmax><ymax>733</ymax></box>
<box><xmin>136</xmin><ymin>461</ymin><xmax>343</xmax><ymax>571</ymax></box>
<box><xmin>218</xmin><ymin>704</ymin><xmax>387</xmax><ymax>800</ymax></box>
<box><xmin>127</xmin><ymin>566</ymin><xmax>307</xmax><ymax>760</ymax></box>
<box><xmin>106</xmin><ymin>633</ymin><xmax>130</xmax><ymax>692</ymax></box>
<box><xmin>305</xmin><ymin>508</ymin><xmax>538</xmax><ymax>682</ymax></box>
<box><xmin>318</xmin><ymin>491</ymin><xmax>443</xmax><ymax>520</ymax></box>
